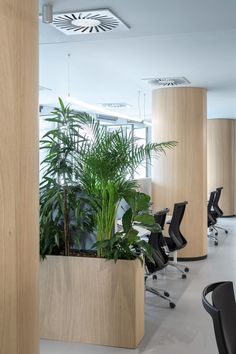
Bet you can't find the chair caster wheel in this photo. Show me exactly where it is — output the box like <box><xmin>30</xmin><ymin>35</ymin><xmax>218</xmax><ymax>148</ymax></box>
<box><xmin>170</xmin><ymin>302</ymin><xmax>176</xmax><ymax>309</ymax></box>
<box><xmin>152</xmin><ymin>274</ymin><xmax>157</xmax><ymax>280</ymax></box>
<box><xmin>214</xmin><ymin>241</ymin><xmax>218</xmax><ymax>246</ymax></box>
<box><xmin>164</xmin><ymin>291</ymin><xmax>170</xmax><ymax>297</ymax></box>
<box><xmin>184</xmin><ymin>267</ymin><xmax>189</xmax><ymax>272</ymax></box>
<box><xmin>182</xmin><ymin>274</ymin><xmax>187</xmax><ymax>279</ymax></box>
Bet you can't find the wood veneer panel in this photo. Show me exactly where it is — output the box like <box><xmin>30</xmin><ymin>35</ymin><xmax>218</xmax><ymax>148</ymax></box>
<box><xmin>0</xmin><ymin>1</ymin><xmax>39</xmax><ymax>353</ymax></box>
<box><xmin>207</xmin><ymin>119</ymin><xmax>235</xmax><ymax>216</ymax></box>
<box><xmin>40</xmin><ymin>256</ymin><xmax>144</xmax><ymax>348</ymax></box>
<box><xmin>152</xmin><ymin>87</ymin><xmax>207</xmax><ymax>258</ymax></box>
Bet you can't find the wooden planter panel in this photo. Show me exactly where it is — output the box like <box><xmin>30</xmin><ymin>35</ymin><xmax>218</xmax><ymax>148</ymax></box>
<box><xmin>40</xmin><ymin>256</ymin><xmax>144</xmax><ymax>348</ymax></box>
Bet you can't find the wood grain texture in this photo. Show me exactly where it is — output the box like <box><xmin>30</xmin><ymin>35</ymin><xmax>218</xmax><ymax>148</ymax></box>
<box><xmin>152</xmin><ymin>87</ymin><xmax>207</xmax><ymax>259</ymax></box>
<box><xmin>0</xmin><ymin>1</ymin><xmax>39</xmax><ymax>354</ymax></box>
<box><xmin>207</xmin><ymin>119</ymin><xmax>235</xmax><ymax>216</ymax></box>
<box><xmin>40</xmin><ymin>256</ymin><xmax>144</xmax><ymax>348</ymax></box>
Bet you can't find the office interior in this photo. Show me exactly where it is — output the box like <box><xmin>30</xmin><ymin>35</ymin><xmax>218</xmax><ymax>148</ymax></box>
<box><xmin>1</xmin><ymin>1</ymin><xmax>236</xmax><ymax>353</ymax></box>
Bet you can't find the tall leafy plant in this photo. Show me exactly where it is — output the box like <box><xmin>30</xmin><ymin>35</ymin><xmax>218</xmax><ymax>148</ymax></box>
<box><xmin>94</xmin><ymin>191</ymin><xmax>162</xmax><ymax>263</ymax></box>
<box><xmin>78</xmin><ymin>118</ymin><xmax>177</xmax><ymax>256</ymax></box>
<box><xmin>40</xmin><ymin>98</ymin><xmax>94</xmax><ymax>258</ymax></box>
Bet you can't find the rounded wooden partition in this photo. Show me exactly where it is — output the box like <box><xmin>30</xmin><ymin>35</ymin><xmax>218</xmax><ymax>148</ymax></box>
<box><xmin>152</xmin><ymin>87</ymin><xmax>207</xmax><ymax>260</ymax></box>
<box><xmin>0</xmin><ymin>1</ymin><xmax>39</xmax><ymax>353</ymax></box>
<box><xmin>207</xmin><ymin>119</ymin><xmax>235</xmax><ymax>216</ymax></box>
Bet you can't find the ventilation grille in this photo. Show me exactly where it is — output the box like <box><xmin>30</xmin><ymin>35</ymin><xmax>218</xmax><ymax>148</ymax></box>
<box><xmin>142</xmin><ymin>77</ymin><xmax>191</xmax><ymax>87</ymax></box>
<box><xmin>99</xmin><ymin>102</ymin><xmax>131</xmax><ymax>109</ymax></box>
<box><xmin>50</xmin><ymin>9</ymin><xmax>129</xmax><ymax>35</ymax></box>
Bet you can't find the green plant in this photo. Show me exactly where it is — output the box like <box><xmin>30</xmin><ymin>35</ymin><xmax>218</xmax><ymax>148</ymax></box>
<box><xmin>78</xmin><ymin>120</ymin><xmax>176</xmax><ymax>256</ymax></box>
<box><xmin>94</xmin><ymin>191</ymin><xmax>161</xmax><ymax>263</ymax></box>
<box><xmin>40</xmin><ymin>98</ymin><xmax>94</xmax><ymax>258</ymax></box>
<box><xmin>40</xmin><ymin>97</ymin><xmax>176</xmax><ymax>260</ymax></box>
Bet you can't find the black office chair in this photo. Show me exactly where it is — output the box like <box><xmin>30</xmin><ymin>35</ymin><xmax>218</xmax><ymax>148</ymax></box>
<box><xmin>212</xmin><ymin>187</ymin><xmax>229</xmax><ymax>235</ymax></box>
<box><xmin>145</xmin><ymin>231</ymin><xmax>176</xmax><ymax>309</ymax></box>
<box><xmin>208</xmin><ymin>190</ymin><xmax>219</xmax><ymax>246</ymax></box>
<box><xmin>163</xmin><ymin>201</ymin><xmax>189</xmax><ymax>279</ymax></box>
<box><xmin>154</xmin><ymin>208</ymin><xmax>169</xmax><ymax>230</ymax></box>
<box><xmin>152</xmin><ymin>208</ymin><xmax>170</xmax><ymax>280</ymax></box>
<box><xmin>202</xmin><ymin>281</ymin><xmax>236</xmax><ymax>354</ymax></box>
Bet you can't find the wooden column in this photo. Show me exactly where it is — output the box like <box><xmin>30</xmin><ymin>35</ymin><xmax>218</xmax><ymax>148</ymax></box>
<box><xmin>0</xmin><ymin>1</ymin><xmax>39</xmax><ymax>354</ymax></box>
<box><xmin>152</xmin><ymin>87</ymin><xmax>207</xmax><ymax>259</ymax></box>
<box><xmin>207</xmin><ymin>119</ymin><xmax>235</xmax><ymax>216</ymax></box>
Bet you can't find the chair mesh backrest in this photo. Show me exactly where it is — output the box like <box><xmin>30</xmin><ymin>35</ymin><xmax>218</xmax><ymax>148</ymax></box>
<box><xmin>202</xmin><ymin>282</ymin><xmax>236</xmax><ymax>354</ymax></box>
<box><xmin>208</xmin><ymin>191</ymin><xmax>217</xmax><ymax>212</ymax></box>
<box><xmin>146</xmin><ymin>232</ymin><xmax>169</xmax><ymax>273</ymax></box>
<box><xmin>154</xmin><ymin>208</ymin><xmax>169</xmax><ymax>229</ymax></box>
<box><xmin>214</xmin><ymin>187</ymin><xmax>223</xmax><ymax>206</ymax></box>
<box><xmin>169</xmin><ymin>201</ymin><xmax>188</xmax><ymax>248</ymax></box>
<box><xmin>213</xmin><ymin>187</ymin><xmax>224</xmax><ymax>216</ymax></box>
<box><xmin>208</xmin><ymin>191</ymin><xmax>217</xmax><ymax>227</ymax></box>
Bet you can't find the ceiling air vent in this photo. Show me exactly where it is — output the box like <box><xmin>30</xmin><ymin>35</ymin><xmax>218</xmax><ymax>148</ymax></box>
<box><xmin>142</xmin><ymin>77</ymin><xmax>191</xmax><ymax>87</ymax></box>
<box><xmin>99</xmin><ymin>102</ymin><xmax>132</xmax><ymax>109</ymax></box>
<box><xmin>50</xmin><ymin>9</ymin><xmax>129</xmax><ymax>35</ymax></box>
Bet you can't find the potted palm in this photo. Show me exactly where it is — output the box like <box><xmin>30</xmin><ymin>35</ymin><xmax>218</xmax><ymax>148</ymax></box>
<box><xmin>78</xmin><ymin>117</ymin><xmax>175</xmax><ymax>252</ymax></box>
<box><xmin>40</xmin><ymin>98</ymin><xmax>176</xmax><ymax>348</ymax></box>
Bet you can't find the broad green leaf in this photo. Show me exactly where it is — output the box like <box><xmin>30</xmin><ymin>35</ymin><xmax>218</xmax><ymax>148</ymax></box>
<box><xmin>126</xmin><ymin>228</ymin><xmax>139</xmax><ymax>243</ymax></box>
<box><xmin>134</xmin><ymin>214</ymin><xmax>155</xmax><ymax>226</ymax></box>
<box><xmin>135</xmin><ymin>192</ymin><xmax>151</xmax><ymax>212</ymax></box>
<box><xmin>122</xmin><ymin>207</ymin><xmax>133</xmax><ymax>233</ymax></box>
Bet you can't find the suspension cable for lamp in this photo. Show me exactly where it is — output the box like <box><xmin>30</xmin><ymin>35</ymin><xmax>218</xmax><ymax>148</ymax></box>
<box><xmin>138</xmin><ymin>90</ymin><xmax>142</xmax><ymax>121</ymax></box>
<box><xmin>143</xmin><ymin>93</ymin><xmax>146</xmax><ymax>122</ymax></box>
<box><xmin>67</xmin><ymin>53</ymin><xmax>71</xmax><ymax>98</ymax></box>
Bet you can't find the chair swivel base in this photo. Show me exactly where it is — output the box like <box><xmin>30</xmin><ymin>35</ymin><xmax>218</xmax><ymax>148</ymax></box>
<box><xmin>168</xmin><ymin>261</ymin><xmax>189</xmax><ymax>279</ymax></box>
<box><xmin>145</xmin><ymin>285</ymin><xmax>176</xmax><ymax>309</ymax></box>
<box><xmin>208</xmin><ymin>229</ymin><xmax>218</xmax><ymax>246</ymax></box>
<box><xmin>214</xmin><ymin>225</ymin><xmax>228</xmax><ymax>234</ymax></box>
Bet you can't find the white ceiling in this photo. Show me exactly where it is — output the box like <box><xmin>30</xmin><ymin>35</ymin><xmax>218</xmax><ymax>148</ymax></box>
<box><xmin>39</xmin><ymin>0</ymin><xmax>236</xmax><ymax>119</ymax></box>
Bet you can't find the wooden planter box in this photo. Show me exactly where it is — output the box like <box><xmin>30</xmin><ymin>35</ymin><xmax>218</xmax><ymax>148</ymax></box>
<box><xmin>40</xmin><ymin>256</ymin><xmax>144</xmax><ymax>348</ymax></box>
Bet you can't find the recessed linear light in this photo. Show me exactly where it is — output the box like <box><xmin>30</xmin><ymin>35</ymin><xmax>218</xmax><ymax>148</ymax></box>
<box><xmin>66</xmin><ymin>96</ymin><xmax>142</xmax><ymax>123</ymax></box>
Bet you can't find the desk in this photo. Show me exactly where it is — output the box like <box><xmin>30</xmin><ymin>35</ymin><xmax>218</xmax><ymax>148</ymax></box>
<box><xmin>116</xmin><ymin>220</ymin><xmax>150</xmax><ymax>240</ymax></box>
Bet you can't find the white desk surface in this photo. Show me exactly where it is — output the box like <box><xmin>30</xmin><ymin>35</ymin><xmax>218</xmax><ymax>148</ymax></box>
<box><xmin>116</xmin><ymin>220</ymin><xmax>150</xmax><ymax>238</ymax></box>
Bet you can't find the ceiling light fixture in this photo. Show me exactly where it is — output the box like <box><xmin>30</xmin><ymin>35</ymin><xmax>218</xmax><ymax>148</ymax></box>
<box><xmin>66</xmin><ymin>96</ymin><xmax>142</xmax><ymax>123</ymax></box>
<box><xmin>42</xmin><ymin>4</ymin><xmax>53</xmax><ymax>24</ymax></box>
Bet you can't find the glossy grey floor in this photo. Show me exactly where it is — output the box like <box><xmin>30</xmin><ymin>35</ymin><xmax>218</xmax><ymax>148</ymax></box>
<box><xmin>40</xmin><ymin>217</ymin><xmax>235</xmax><ymax>354</ymax></box>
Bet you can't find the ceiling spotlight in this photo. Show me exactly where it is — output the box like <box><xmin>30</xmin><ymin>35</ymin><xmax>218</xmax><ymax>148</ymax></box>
<box><xmin>42</xmin><ymin>4</ymin><xmax>53</xmax><ymax>24</ymax></box>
